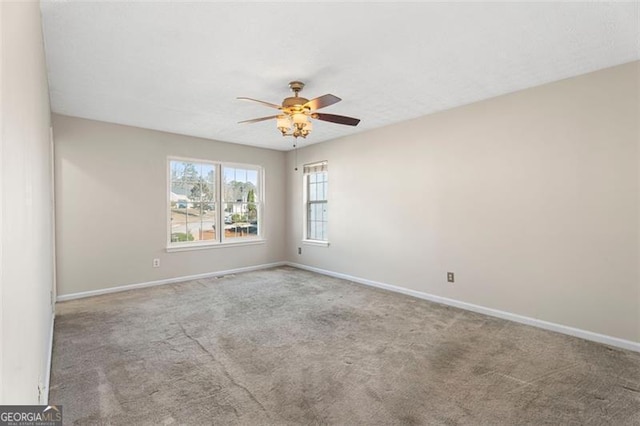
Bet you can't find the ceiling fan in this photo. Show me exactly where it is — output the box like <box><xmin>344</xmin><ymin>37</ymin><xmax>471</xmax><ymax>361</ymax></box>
<box><xmin>237</xmin><ymin>81</ymin><xmax>360</xmax><ymax>139</ymax></box>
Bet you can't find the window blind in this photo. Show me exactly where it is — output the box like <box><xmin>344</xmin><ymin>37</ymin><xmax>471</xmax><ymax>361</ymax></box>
<box><xmin>303</xmin><ymin>161</ymin><xmax>328</xmax><ymax>174</ymax></box>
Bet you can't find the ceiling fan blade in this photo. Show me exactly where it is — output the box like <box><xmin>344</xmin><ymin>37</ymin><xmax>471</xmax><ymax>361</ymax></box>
<box><xmin>304</xmin><ymin>94</ymin><xmax>341</xmax><ymax>111</ymax></box>
<box><xmin>312</xmin><ymin>113</ymin><xmax>360</xmax><ymax>126</ymax></box>
<box><xmin>237</xmin><ymin>97</ymin><xmax>281</xmax><ymax>109</ymax></box>
<box><xmin>238</xmin><ymin>115</ymin><xmax>280</xmax><ymax>124</ymax></box>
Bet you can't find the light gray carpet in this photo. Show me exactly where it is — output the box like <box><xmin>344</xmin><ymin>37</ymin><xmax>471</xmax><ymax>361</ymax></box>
<box><xmin>50</xmin><ymin>266</ymin><xmax>640</xmax><ymax>425</ymax></box>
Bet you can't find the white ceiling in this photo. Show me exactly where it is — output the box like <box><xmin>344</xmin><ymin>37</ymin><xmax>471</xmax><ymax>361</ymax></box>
<box><xmin>40</xmin><ymin>1</ymin><xmax>639</xmax><ymax>151</ymax></box>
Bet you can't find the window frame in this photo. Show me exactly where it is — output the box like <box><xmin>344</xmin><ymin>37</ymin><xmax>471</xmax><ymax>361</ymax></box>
<box><xmin>302</xmin><ymin>161</ymin><xmax>329</xmax><ymax>246</ymax></box>
<box><xmin>167</xmin><ymin>157</ymin><xmax>265</xmax><ymax>251</ymax></box>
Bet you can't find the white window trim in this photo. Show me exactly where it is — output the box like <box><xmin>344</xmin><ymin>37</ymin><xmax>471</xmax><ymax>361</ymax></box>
<box><xmin>302</xmin><ymin>161</ymin><xmax>329</xmax><ymax>245</ymax></box>
<box><xmin>302</xmin><ymin>239</ymin><xmax>330</xmax><ymax>247</ymax></box>
<box><xmin>166</xmin><ymin>157</ymin><xmax>265</xmax><ymax>251</ymax></box>
<box><xmin>167</xmin><ymin>239</ymin><xmax>266</xmax><ymax>252</ymax></box>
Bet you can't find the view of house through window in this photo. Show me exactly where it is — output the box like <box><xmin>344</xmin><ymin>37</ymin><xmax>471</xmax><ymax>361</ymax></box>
<box><xmin>170</xmin><ymin>161</ymin><xmax>217</xmax><ymax>243</ymax></box>
<box><xmin>304</xmin><ymin>161</ymin><xmax>328</xmax><ymax>241</ymax></box>
<box><xmin>223</xmin><ymin>166</ymin><xmax>260</xmax><ymax>239</ymax></box>
<box><xmin>169</xmin><ymin>159</ymin><xmax>261</xmax><ymax>246</ymax></box>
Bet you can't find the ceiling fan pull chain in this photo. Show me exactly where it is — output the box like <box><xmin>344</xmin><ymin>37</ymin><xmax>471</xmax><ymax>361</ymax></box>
<box><xmin>294</xmin><ymin>142</ymin><xmax>298</xmax><ymax>171</ymax></box>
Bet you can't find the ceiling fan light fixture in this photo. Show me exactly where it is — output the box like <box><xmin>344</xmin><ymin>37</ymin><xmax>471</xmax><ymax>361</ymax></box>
<box><xmin>238</xmin><ymin>81</ymin><xmax>360</xmax><ymax>140</ymax></box>
<box><xmin>276</xmin><ymin>116</ymin><xmax>291</xmax><ymax>133</ymax></box>
<box><xmin>292</xmin><ymin>113</ymin><xmax>307</xmax><ymax>126</ymax></box>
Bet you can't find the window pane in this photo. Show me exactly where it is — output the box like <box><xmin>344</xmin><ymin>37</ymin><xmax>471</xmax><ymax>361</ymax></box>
<box><xmin>224</xmin><ymin>166</ymin><xmax>260</xmax><ymax>202</ymax></box>
<box><xmin>247</xmin><ymin>199</ymin><xmax>258</xmax><ymax>224</ymax></box>
<box><xmin>185</xmin><ymin>182</ymin><xmax>200</xmax><ymax>210</ymax></box>
<box><xmin>170</xmin><ymin>181</ymin><xmax>189</xmax><ymax>209</ymax></box>
<box><xmin>224</xmin><ymin>202</ymin><xmax>259</xmax><ymax>239</ymax></box>
<box><xmin>180</xmin><ymin>162</ymin><xmax>201</xmax><ymax>183</ymax></box>
<box><xmin>306</xmin><ymin>199</ymin><xmax>327</xmax><ymax>241</ymax></box>
<box><xmin>170</xmin><ymin>209</ymin><xmax>190</xmax><ymax>242</ymax></box>
<box><xmin>247</xmin><ymin>169</ymin><xmax>258</xmax><ymax>186</ymax></box>
<box><xmin>237</xmin><ymin>168</ymin><xmax>247</xmax><ymax>183</ymax></box>
<box><xmin>170</xmin><ymin>174</ymin><xmax>190</xmax><ymax>243</ymax></box>
<box><xmin>308</xmin><ymin>173</ymin><xmax>327</xmax><ymax>202</ymax></box>
<box><xmin>308</xmin><ymin>219</ymin><xmax>315</xmax><ymax>240</ymax></box>
<box><xmin>185</xmin><ymin>220</ymin><xmax>200</xmax><ymax>242</ymax></box>
<box><xmin>202</xmin><ymin>164</ymin><xmax>215</xmax><ymax>184</ymax></box>
<box><xmin>205</xmin><ymin>182</ymin><xmax>215</xmax><ymax>203</ymax></box>
<box><xmin>309</xmin><ymin>183</ymin><xmax>317</xmax><ymax>201</ymax></box>
<box><xmin>170</xmin><ymin>161</ymin><xmax>184</xmax><ymax>182</ymax></box>
<box><xmin>200</xmin><ymin>203</ymin><xmax>217</xmax><ymax>240</ymax></box>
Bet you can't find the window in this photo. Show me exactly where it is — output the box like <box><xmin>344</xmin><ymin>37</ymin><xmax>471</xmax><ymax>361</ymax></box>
<box><xmin>304</xmin><ymin>161</ymin><xmax>328</xmax><ymax>242</ymax></box>
<box><xmin>223</xmin><ymin>165</ymin><xmax>260</xmax><ymax>240</ymax></box>
<box><xmin>169</xmin><ymin>159</ymin><xmax>262</xmax><ymax>248</ymax></box>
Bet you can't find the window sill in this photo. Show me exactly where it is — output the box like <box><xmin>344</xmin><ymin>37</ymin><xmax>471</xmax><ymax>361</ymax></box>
<box><xmin>166</xmin><ymin>239</ymin><xmax>266</xmax><ymax>252</ymax></box>
<box><xmin>302</xmin><ymin>239</ymin><xmax>330</xmax><ymax>247</ymax></box>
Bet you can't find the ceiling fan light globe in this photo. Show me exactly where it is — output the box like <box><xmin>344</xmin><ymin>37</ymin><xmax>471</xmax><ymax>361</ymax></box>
<box><xmin>292</xmin><ymin>113</ymin><xmax>307</xmax><ymax>125</ymax></box>
<box><xmin>276</xmin><ymin>116</ymin><xmax>291</xmax><ymax>132</ymax></box>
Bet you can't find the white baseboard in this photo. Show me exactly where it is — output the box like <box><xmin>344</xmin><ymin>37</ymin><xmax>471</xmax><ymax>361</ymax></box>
<box><xmin>286</xmin><ymin>262</ymin><xmax>640</xmax><ymax>353</ymax></box>
<box><xmin>43</xmin><ymin>313</ymin><xmax>54</xmax><ymax>404</ymax></box>
<box><xmin>56</xmin><ymin>262</ymin><xmax>286</xmax><ymax>302</ymax></box>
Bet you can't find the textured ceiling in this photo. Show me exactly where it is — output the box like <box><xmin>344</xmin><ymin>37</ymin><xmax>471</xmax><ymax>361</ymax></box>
<box><xmin>40</xmin><ymin>1</ymin><xmax>639</xmax><ymax>151</ymax></box>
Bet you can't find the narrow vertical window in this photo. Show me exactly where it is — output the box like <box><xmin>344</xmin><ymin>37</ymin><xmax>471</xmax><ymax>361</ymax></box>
<box><xmin>304</xmin><ymin>161</ymin><xmax>328</xmax><ymax>242</ymax></box>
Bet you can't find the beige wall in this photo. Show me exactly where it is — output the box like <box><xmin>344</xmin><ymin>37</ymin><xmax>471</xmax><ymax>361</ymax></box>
<box><xmin>1</xmin><ymin>2</ymin><xmax>55</xmax><ymax>403</ymax></box>
<box><xmin>53</xmin><ymin>115</ymin><xmax>286</xmax><ymax>296</ymax></box>
<box><xmin>286</xmin><ymin>62</ymin><xmax>640</xmax><ymax>343</ymax></box>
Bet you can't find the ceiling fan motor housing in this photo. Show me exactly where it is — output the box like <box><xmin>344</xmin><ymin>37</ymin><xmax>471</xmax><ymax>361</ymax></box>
<box><xmin>284</xmin><ymin>81</ymin><xmax>309</xmax><ymax>110</ymax></box>
<box><xmin>282</xmin><ymin>97</ymin><xmax>310</xmax><ymax>109</ymax></box>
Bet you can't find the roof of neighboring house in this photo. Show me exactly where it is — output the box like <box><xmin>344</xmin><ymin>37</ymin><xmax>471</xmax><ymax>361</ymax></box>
<box><xmin>170</xmin><ymin>192</ymin><xmax>189</xmax><ymax>201</ymax></box>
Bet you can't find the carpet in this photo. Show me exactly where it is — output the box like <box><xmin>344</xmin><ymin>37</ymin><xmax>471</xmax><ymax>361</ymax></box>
<box><xmin>49</xmin><ymin>266</ymin><xmax>640</xmax><ymax>425</ymax></box>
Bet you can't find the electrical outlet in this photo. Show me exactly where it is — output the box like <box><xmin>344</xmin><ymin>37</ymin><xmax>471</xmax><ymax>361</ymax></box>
<box><xmin>153</xmin><ymin>258</ymin><xmax>160</xmax><ymax>268</ymax></box>
<box><xmin>298</xmin><ymin>247</ymin><xmax>302</xmax><ymax>255</ymax></box>
<box><xmin>447</xmin><ymin>272</ymin><xmax>455</xmax><ymax>283</ymax></box>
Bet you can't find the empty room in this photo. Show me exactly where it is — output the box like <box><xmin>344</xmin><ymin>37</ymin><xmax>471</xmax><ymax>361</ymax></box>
<box><xmin>1</xmin><ymin>1</ymin><xmax>639</xmax><ymax>424</ymax></box>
